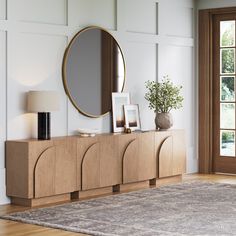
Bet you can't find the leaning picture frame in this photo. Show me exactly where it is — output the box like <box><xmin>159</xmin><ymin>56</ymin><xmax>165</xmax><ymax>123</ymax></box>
<box><xmin>112</xmin><ymin>93</ymin><xmax>130</xmax><ymax>132</ymax></box>
<box><xmin>124</xmin><ymin>104</ymin><xmax>141</xmax><ymax>131</ymax></box>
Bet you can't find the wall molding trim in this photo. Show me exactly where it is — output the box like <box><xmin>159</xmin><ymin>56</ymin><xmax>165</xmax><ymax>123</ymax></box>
<box><xmin>0</xmin><ymin>0</ymin><xmax>196</xmax><ymax>204</ymax></box>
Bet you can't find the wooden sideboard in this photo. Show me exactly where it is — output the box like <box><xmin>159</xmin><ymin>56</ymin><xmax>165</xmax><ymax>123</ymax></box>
<box><xmin>6</xmin><ymin>130</ymin><xmax>186</xmax><ymax>206</ymax></box>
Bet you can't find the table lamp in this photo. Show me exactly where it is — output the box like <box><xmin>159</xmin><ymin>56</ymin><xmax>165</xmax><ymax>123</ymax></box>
<box><xmin>27</xmin><ymin>91</ymin><xmax>59</xmax><ymax>140</ymax></box>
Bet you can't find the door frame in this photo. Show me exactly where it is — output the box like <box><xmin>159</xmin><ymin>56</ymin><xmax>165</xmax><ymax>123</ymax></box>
<box><xmin>199</xmin><ymin>7</ymin><xmax>236</xmax><ymax>173</ymax></box>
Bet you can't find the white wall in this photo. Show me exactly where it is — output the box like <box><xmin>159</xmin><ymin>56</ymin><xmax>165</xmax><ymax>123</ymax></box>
<box><xmin>0</xmin><ymin>0</ymin><xmax>196</xmax><ymax>205</ymax></box>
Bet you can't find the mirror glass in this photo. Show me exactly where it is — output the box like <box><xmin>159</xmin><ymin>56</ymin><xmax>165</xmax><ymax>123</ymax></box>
<box><xmin>63</xmin><ymin>27</ymin><xmax>126</xmax><ymax>117</ymax></box>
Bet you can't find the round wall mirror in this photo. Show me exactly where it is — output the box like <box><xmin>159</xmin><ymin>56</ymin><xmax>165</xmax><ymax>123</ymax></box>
<box><xmin>62</xmin><ymin>26</ymin><xmax>126</xmax><ymax>118</ymax></box>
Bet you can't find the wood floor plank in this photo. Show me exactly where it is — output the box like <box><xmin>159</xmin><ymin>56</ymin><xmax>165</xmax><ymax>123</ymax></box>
<box><xmin>1</xmin><ymin>174</ymin><xmax>236</xmax><ymax>236</ymax></box>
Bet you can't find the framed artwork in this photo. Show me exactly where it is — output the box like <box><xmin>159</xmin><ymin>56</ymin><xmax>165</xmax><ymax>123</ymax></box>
<box><xmin>124</xmin><ymin>104</ymin><xmax>141</xmax><ymax>131</ymax></box>
<box><xmin>112</xmin><ymin>93</ymin><xmax>130</xmax><ymax>132</ymax></box>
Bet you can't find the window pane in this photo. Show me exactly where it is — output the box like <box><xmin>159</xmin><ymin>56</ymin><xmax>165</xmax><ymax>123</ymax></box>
<box><xmin>221</xmin><ymin>49</ymin><xmax>235</xmax><ymax>74</ymax></box>
<box><xmin>220</xmin><ymin>103</ymin><xmax>235</xmax><ymax>129</ymax></box>
<box><xmin>220</xmin><ymin>21</ymin><xmax>235</xmax><ymax>47</ymax></box>
<box><xmin>221</xmin><ymin>130</ymin><xmax>235</xmax><ymax>156</ymax></box>
<box><xmin>221</xmin><ymin>76</ymin><xmax>235</xmax><ymax>101</ymax></box>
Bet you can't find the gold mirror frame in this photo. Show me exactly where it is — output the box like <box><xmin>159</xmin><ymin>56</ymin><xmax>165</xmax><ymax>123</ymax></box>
<box><xmin>62</xmin><ymin>26</ymin><xmax>126</xmax><ymax>118</ymax></box>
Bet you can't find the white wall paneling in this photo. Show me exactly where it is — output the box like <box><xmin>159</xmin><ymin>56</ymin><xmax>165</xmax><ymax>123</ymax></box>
<box><xmin>0</xmin><ymin>0</ymin><xmax>7</xmax><ymax>204</ymax></box>
<box><xmin>0</xmin><ymin>0</ymin><xmax>6</xmax><ymax>20</ymax></box>
<box><xmin>0</xmin><ymin>0</ymin><xmax>196</xmax><ymax>204</ymax></box>
<box><xmin>8</xmin><ymin>0</ymin><xmax>68</xmax><ymax>25</ymax></box>
<box><xmin>67</xmin><ymin>101</ymin><xmax>112</xmax><ymax>135</ymax></box>
<box><xmin>0</xmin><ymin>169</ymin><xmax>8</xmax><ymax>204</ymax></box>
<box><xmin>0</xmin><ymin>31</ymin><xmax>6</xmax><ymax>170</ymax></box>
<box><xmin>68</xmin><ymin>0</ymin><xmax>117</xmax><ymax>30</ymax></box>
<box><xmin>126</xmin><ymin>0</ymin><xmax>158</xmax><ymax>34</ymax></box>
<box><xmin>158</xmin><ymin>45</ymin><xmax>196</xmax><ymax>172</ymax></box>
<box><xmin>116</xmin><ymin>0</ymin><xmax>126</xmax><ymax>32</ymax></box>
<box><xmin>164</xmin><ymin>6</ymin><xmax>193</xmax><ymax>37</ymax></box>
<box><xmin>0</xmin><ymin>30</ymin><xmax>7</xmax><ymax>204</ymax></box>
<box><xmin>7</xmin><ymin>32</ymin><xmax>68</xmax><ymax>140</ymax></box>
<box><xmin>158</xmin><ymin>0</ymin><xmax>194</xmax><ymax>36</ymax></box>
<box><xmin>159</xmin><ymin>0</ymin><xmax>196</xmax><ymax>173</ymax></box>
<box><xmin>125</xmin><ymin>42</ymin><xmax>156</xmax><ymax>131</ymax></box>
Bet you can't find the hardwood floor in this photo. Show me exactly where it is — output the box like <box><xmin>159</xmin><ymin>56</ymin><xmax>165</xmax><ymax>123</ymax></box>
<box><xmin>1</xmin><ymin>174</ymin><xmax>236</xmax><ymax>236</ymax></box>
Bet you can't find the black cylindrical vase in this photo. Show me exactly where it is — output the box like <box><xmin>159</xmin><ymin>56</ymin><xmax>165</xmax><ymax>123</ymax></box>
<box><xmin>38</xmin><ymin>112</ymin><xmax>51</xmax><ymax>140</ymax></box>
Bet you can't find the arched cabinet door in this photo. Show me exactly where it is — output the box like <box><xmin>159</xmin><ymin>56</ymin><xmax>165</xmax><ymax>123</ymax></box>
<box><xmin>81</xmin><ymin>143</ymin><xmax>100</xmax><ymax>190</ymax></box>
<box><xmin>99</xmin><ymin>135</ymin><xmax>120</xmax><ymax>187</ymax></box>
<box><xmin>138</xmin><ymin>132</ymin><xmax>156</xmax><ymax>181</ymax></box>
<box><xmin>80</xmin><ymin>136</ymin><xmax>120</xmax><ymax>190</ymax></box>
<box><xmin>122</xmin><ymin>139</ymin><xmax>139</xmax><ymax>184</ymax></box>
<box><xmin>157</xmin><ymin>131</ymin><xmax>186</xmax><ymax>178</ymax></box>
<box><xmin>159</xmin><ymin>135</ymin><xmax>173</xmax><ymax>178</ymax></box>
<box><xmin>54</xmin><ymin>146</ymin><xmax>77</xmax><ymax>195</ymax></box>
<box><xmin>172</xmin><ymin>130</ymin><xmax>186</xmax><ymax>176</ymax></box>
<box><xmin>34</xmin><ymin>143</ymin><xmax>77</xmax><ymax>198</ymax></box>
<box><xmin>34</xmin><ymin>147</ymin><xmax>55</xmax><ymax>198</ymax></box>
<box><xmin>122</xmin><ymin>132</ymin><xmax>155</xmax><ymax>184</ymax></box>
<box><xmin>159</xmin><ymin>136</ymin><xmax>173</xmax><ymax>178</ymax></box>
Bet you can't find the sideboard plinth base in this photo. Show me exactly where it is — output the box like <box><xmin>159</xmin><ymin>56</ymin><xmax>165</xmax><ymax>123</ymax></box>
<box><xmin>79</xmin><ymin>187</ymin><xmax>113</xmax><ymax>200</ymax></box>
<box><xmin>11</xmin><ymin>193</ymin><xmax>71</xmax><ymax>207</ymax></box>
<box><xmin>156</xmin><ymin>175</ymin><xmax>182</xmax><ymax>187</ymax></box>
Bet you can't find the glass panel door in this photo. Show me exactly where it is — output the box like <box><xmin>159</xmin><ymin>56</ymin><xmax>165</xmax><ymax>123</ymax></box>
<box><xmin>213</xmin><ymin>14</ymin><xmax>236</xmax><ymax>173</ymax></box>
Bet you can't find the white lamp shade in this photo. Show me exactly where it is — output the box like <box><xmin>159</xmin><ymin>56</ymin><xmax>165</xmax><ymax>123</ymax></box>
<box><xmin>27</xmin><ymin>91</ymin><xmax>60</xmax><ymax>112</ymax></box>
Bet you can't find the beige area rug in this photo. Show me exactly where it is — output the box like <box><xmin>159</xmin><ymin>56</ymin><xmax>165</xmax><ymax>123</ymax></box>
<box><xmin>2</xmin><ymin>182</ymin><xmax>236</xmax><ymax>236</ymax></box>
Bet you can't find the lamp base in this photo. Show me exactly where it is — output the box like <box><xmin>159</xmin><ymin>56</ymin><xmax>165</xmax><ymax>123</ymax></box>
<box><xmin>38</xmin><ymin>112</ymin><xmax>51</xmax><ymax>140</ymax></box>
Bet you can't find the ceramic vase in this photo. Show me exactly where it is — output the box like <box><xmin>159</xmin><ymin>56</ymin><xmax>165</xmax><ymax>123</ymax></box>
<box><xmin>155</xmin><ymin>113</ymin><xmax>173</xmax><ymax>130</ymax></box>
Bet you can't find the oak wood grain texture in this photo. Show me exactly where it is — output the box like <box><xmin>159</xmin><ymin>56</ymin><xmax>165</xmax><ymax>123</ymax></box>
<box><xmin>34</xmin><ymin>147</ymin><xmax>55</xmax><ymax>198</ymax></box>
<box><xmin>117</xmin><ymin>133</ymin><xmax>137</xmax><ymax>182</ymax></box>
<box><xmin>99</xmin><ymin>135</ymin><xmax>120</xmax><ymax>187</ymax></box>
<box><xmin>156</xmin><ymin>175</ymin><xmax>182</xmax><ymax>187</ymax></box>
<box><xmin>122</xmin><ymin>132</ymin><xmax>156</xmax><ymax>184</ymax></box>
<box><xmin>6</xmin><ymin>140</ymin><xmax>53</xmax><ymax>198</ymax></box>
<box><xmin>81</xmin><ymin>143</ymin><xmax>100</xmax><ymax>190</ymax></box>
<box><xmin>159</xmin><ymin>136</ymin><xmax>173</xmax><ymax>178</ymax></box>
<box><xmin>172</xmin><ymin>130</ymin><xmax>186</xmax><ymax>175</ymax></box>
<box><xmin>77</xmin><ymin>136</ymin><xmax>98</xmax><ymax>190</ymax></box>
<box><xmin>11</xmin><ymin>194</ymin><xmax>70</xmax><ymax>207</ymax></box>
<box><xmin>6</xmin><ymin>138</ymin><xmax>77</xmax><ymax>200</ymax></box>
<box><xmin>122</xmin><ymin>139</ymin><xmax>139</xmax><ymax>183</ymax></box>
<box><xmin>79</xmin><ymin>187</ymin><xmax>113</xmax><ymax>199</ymax></box>
<box><xmin>54</xmin><ymin>139</ymin><xmax>77</xmax><ymax>195</ymax></box>
<box><xmin>154</xmin><ymin>131</ymin><xmax>172</xmax><ymax>177</ymax></box>
<box><xmin>6</xmin><ymin>142</ymin><xmax>29</xmax><ymax>198</ymax></box>
<box><xmin>138</xmin><ymin>132</ymin><xmax>156</xmax><ymax>181</ymax></box>
<box><xmin>119</xmin><ymin>180</ymin><xmax>150</xmax><ymax>192</ymax></box>
<box><xmin>28</xmin><ymin>141</ymin><xmax>55</xmax><ymax>198</ymax></box>
<box><xmin>34</xmin><ymin>139</ymin><xmax>77</xmax><ymax>198</ymax></box>
<box><xmin>156</xmin><ymin>130</ymin><xmax>186</xmax><ymax>178</ymax></box>
<box><xmin>6</xmin><ymin>130</ymin><xmax>186</xmax><ymax>207</ymax></box>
